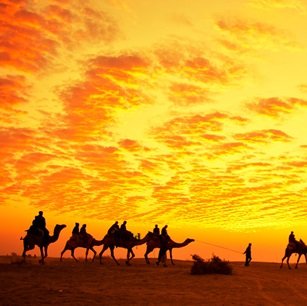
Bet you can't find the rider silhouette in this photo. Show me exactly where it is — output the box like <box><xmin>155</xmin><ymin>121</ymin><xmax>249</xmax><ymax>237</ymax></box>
<box><xmin>29</xmin><ymin>211</ymin><xmax>49</xmax><ymax>238</ymax></box>
<box><xmin>153</xmin><ymin>224</ymin><xmax>160</xmax><ymax>236</ymax></box>
<box><xmin>72</xmin><ymin>223</ymin><xmax>79</xmax><ymax>235</ymax></box>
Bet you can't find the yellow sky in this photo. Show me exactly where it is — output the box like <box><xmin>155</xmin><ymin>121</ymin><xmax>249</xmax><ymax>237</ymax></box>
<box><xmin>0</xmin><ymin>0</ymin><xmax>306</xmax><ymax>262</ymax></box>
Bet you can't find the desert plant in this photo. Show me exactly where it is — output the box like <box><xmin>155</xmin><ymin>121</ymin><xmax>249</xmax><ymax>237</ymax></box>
<box><xmin>191</xmin><ymin>254</ymin><xmax>232</xmax><ymax>275</ymax></box>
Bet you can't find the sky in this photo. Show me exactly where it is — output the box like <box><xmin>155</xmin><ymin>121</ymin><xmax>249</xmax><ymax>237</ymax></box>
<box><xmin>0</xmin><ymin>0</ymin><xmax>307</xmax><ymax>263</ymax></box>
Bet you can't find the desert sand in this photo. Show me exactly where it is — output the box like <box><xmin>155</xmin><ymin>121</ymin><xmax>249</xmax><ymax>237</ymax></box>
<box><xmin>1</xmin><ymin>256</ymin><xmax>307</xmax><ymax>305</ymax></box>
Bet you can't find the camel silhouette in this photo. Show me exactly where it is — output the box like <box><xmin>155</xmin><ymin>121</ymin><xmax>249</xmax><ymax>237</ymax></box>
<box><xmin>280</xmin><ymin>239</ymin><xmax>307</xmax><ymax>269</ymax></box>
<box><xmin>144</xmin><ymin>236</ymin><xmax>194</xmax><ymax>265</ymax></box>
<box><xmin>60</xmin><ymin>234</ymin><xmax>104</xmax><ymax>262</ymax></box>
<box><xmin>21</xmin><ymin>224</ymin><xmax>66</xmax><ymax>264</ymax></box>
<box><xmin>98</xmin><ymin>232</ymin><xmax>153</xmax><ymax>265</ymax></box>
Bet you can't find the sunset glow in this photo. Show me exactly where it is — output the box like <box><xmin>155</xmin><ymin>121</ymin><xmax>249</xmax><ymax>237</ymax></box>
<box><xmin>1</xmin><ymin>0</ymin><xmax>307</xmax><ymax>262</ymax></box>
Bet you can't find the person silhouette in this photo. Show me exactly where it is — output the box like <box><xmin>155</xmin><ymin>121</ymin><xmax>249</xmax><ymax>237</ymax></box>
<box><xmin>161</xmin><ymin>225</ymin><xmax>170</xmax><ymax>239</ymax></box>
<box><xmin>153</xmin><ymin>224</ymin><xmax>160</xmax><ymax>236</ymax></box>
<box><xmin>244</xmin><ymin>243</ymin><xmax>252</xmax><ymax>266</ymax></box>
<box><xmin>289</xmin><ymin>231</ymin><xmax>296</xmax><ymax>243</ymax></box>
<box><xmin>79</xmin><ymin>224</ymin><xmax>87</xmax><ymax>242</ymax></box>
<box><xmin>156</xmin><ymin>225</ymin><xmax>170</xmax><ymax>267</ymax></box>
<box><xmin>108</xmin><ymin>221</ymin><xmax>119</xmax><ymax>235</ymax></box>
<box><xmin>30</xmin><ymin>211</ymin><xmax>49</xmax><ymax>238</ymax></box>
<box><xmin>120</xmin><ymin>221</ymin><xmax>127</xmax><ymax>232</ymax></box>
<box><xmin>72</xmin><ymin>223</ymin><xmax>79</xmax><ymax>236</ymax></box>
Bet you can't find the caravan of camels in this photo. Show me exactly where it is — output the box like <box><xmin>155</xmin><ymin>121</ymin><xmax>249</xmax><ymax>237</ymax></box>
<box><xmin>21</xmin><ymin>212</ymin><xmax>195</xmax><ymax>266</ymax></box>
<box><xmin>21</xmin><ymin>211</ymin><xmax>307</xmax><ymax>269</ymax></box>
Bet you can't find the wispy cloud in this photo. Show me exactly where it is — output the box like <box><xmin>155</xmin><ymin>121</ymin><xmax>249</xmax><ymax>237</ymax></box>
<box><xmin>247</xmin><ymin>97</ymin><xmax>307</xmax><ymax>117</ymax></box>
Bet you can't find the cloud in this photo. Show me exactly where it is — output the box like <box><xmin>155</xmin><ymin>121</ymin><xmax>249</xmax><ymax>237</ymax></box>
<box><xmin>234</xmin><ymin>129</ymin><xmax>293</xmax><ymax>143</ymax></box>
<box><xmin>217</xmin><ymin>18</ymin><xmax>298</xmax><ymax>52</ymax></box>
<box><xmin>168</xmin><ymin>82</ymin><xmax>211</xmax><ymax>106</ymax></box>
<box><xmin>0</xmin><ymin>76</ymin><xmax>28</xmax><ymax>108</ymax></box>
<box><xmin>56</xmin><ymin>53</ymin><xmax>152</xmax><ymax>142</ymax></box>
<box><xmin>246</xmin><ymin>97</ymin><xmax>307</xmax><ymax>117</ymax></box>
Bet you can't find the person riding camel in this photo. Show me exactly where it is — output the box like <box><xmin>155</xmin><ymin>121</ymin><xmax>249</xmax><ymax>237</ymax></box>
<box><xmin>288</xmin><ymin>231</ymin><xmax>300</xmax><ymax>248</ymax></box>
<box><xmin>153</xmin><ymin>224</ymin><xmax>160</xmax><ymax>236</ymax></box>
<box><xmin>289</xmin><ymin>231</ymin><xmax>296</xmax><ymax>243</ymax></box>
<box><xmin>79</xmin><ymin>224</ymin><xmax>88</xmax><ymax>243</ymax></box>
<box><xmin>119</xmin><ymin>221</ymin><xmax>133</xmax><ymax>241</ymax></box>
<box><xmin>28</xmin><ymin>211</ymin><xmax>49</xmax><ymax>239</ymax></box>
<box><xmin>72</xmin><ymin>222</ymin><xmax>79</xmax><ymax>237</ymax></box>
<box><xmin>108</xmin><ymin>221</ymin><xmax>119</xmax><ymax>235</ymax></box>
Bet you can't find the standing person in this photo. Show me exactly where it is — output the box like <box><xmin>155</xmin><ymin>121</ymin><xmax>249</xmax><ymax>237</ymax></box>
<box><xmin>156</xmin><ymin>235</ymin><xmax>168</xmax><ymax>267</ymax></box>
<box><xmin>244</xmin><ymin>243</ymin><xmax>252</xmax><ymax>266</ymax></box>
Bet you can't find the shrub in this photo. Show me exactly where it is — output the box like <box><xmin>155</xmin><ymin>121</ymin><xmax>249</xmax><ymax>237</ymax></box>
<box><xmin>191</xmin><ymin>254</ymin><xmax>232</xmax><ymax>275</ymax></box>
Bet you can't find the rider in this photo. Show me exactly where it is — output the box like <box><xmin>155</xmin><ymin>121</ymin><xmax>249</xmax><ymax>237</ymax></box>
<box><xmin>72</xmin><ymin>222</ymin><xmax>79</xmax><ymax>236</ymax></box>
<box><xmin>79</xmin><ymin>224</ymin><xmax>87</xmax><ymax>242</ymax></box>
<box><xmin>288</xmin><ymin>231</ymin><xmax>300</xmax><ymax>248</ymax></box>
<box><xmin>108</xmin><ymin>221</ymin><xmax>119</xmax><ymax>235</ymax></box>
<box><xmin>119</xmin><ymin>221</ymin><xmax>134</xmax><ymax>241</ymax></box>
<box><xmin>29</xmin><ymin>211</ymin><xmax>49</xmax><ymax>238</ymax></box>
<box><xmin>289</xmin><ymin>231</ymin><xmax>296</xmax><ymax>243</ymax></box>
<box><xmin>153</xmin><ymin>224</ymin><xmax>160</xmax><ymax>236</ymax></box>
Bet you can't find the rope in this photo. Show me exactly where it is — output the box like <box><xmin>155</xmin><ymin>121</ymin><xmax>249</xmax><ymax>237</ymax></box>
<box><xmin>196</xmin><ymin>239</ymin><xmax>242</xmax><ymax>254</ymax></box>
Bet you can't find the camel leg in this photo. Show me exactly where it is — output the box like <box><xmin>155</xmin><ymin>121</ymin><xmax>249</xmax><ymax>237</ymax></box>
<box><xmin>39</xmin><ymin>246</ymin><xmax>45</xmax><ymax>264</ymax></box>
<box><xmin>71</xmin><ymin>249</ymin><xmax>79</xmax><ymax>262</ymax></box>
<box><xmin>91</xmin><ymin>247</ymin><xmax>97</xmax><ymax>262</ymax></box>
<box><xmin>44</xmin><ymin>246</ymin><xmax>48</xmax><ymax>259</ymax></box>
<box><xmin>169</xmin><ymin>249</ymin><xmax>175</xmax><ymax>265</ymax></box>
<box><xmin>144</xmin><ymin>247</ymin><xmax>154</xmax><ymax>264</ymax></box>
<box><xmin>286</xmin><ymin>254</ymin><xmax>292</xmax><ymax>269</ymax></box>
<box><xmin>22</xmin><ymin>240</ymin><xmax>33</xmax><ymax>262</ymax></box>
<box><xmin>60</xmin><ymin>247</ymin><xmax>68</xmax><ymax>261</ymax></box>
<box><xmin>126</xmin><ymin>249</ymin><xmax>135</xmax><ymax>265</ymax></box>
<box><xmin>295</xmin><ymin>254</ymin><xmax>302</xmax><ymax>269</ymax></box>
<box><xmin>110</xmin><ymin>246</ymin><xmax>120</xmax><ymax>265</ymax></box>
<box><xmin>85</xmin><ymin>248</ymin><xmax>89</xmax><ymax>262</ymax></box>
<box><xmin>99</xmin><ymin>245</ymin><xmax>109</xmax><ymax>264</ymax></box>
<box><xmin>280</xmin><ymin>255</ymin><xmax>288</xmax><ymax>269</ymax></box>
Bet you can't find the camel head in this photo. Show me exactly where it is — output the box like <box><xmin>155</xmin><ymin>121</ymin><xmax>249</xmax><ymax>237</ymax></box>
<box><xmin>54</xmin><ymin>224</ymin><xmax>66</xmax><ymax>234</ymax></box>
<box><xmin>185</xmin><ymin>238</ymin><xmax>195</xmax><ymax>244</ymax></box>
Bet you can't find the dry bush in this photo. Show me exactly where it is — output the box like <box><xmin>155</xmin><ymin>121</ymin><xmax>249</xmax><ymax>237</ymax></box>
<box><xmin>191</xmin><ymin>254</ymin><xmax>232</xmax><ymax>275</ymax></box>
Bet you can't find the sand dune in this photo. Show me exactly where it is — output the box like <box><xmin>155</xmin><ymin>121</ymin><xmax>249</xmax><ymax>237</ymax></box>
<box><xmin>1</xmin><ymin>256</ymin><xmax>307</xmax><ymax>305</ymax></box>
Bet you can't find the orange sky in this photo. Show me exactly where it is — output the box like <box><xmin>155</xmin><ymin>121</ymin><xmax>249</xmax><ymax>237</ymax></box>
<box><xmin>0</xmin><ymin>0</ymin><xmax>307</xmax><ymax>263</ymax></box>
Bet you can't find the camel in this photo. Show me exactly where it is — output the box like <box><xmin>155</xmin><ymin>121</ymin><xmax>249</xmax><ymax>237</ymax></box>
<box><xmin>60</xmin><ymin>234</ymin><xmax>104</xmax><ymax>262</ymax></box>
<box><xmin>280</xmin><ymin>239</ymin><xmax>307</xmax><ymax>269</ymax></box>
<box><xmin>21</xmin><ymin>224</ymin><xmax>66</xmax><ymax>264</ymax></box>
<box><xmin>98</xmin><ymin>231</ymin><xmax>153</xmax><ymax>265</ymax></box>
<box><xmin>144</xmin><ymin>236</ymin><xmax>195</xmax><ymax>265</ymax></box>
